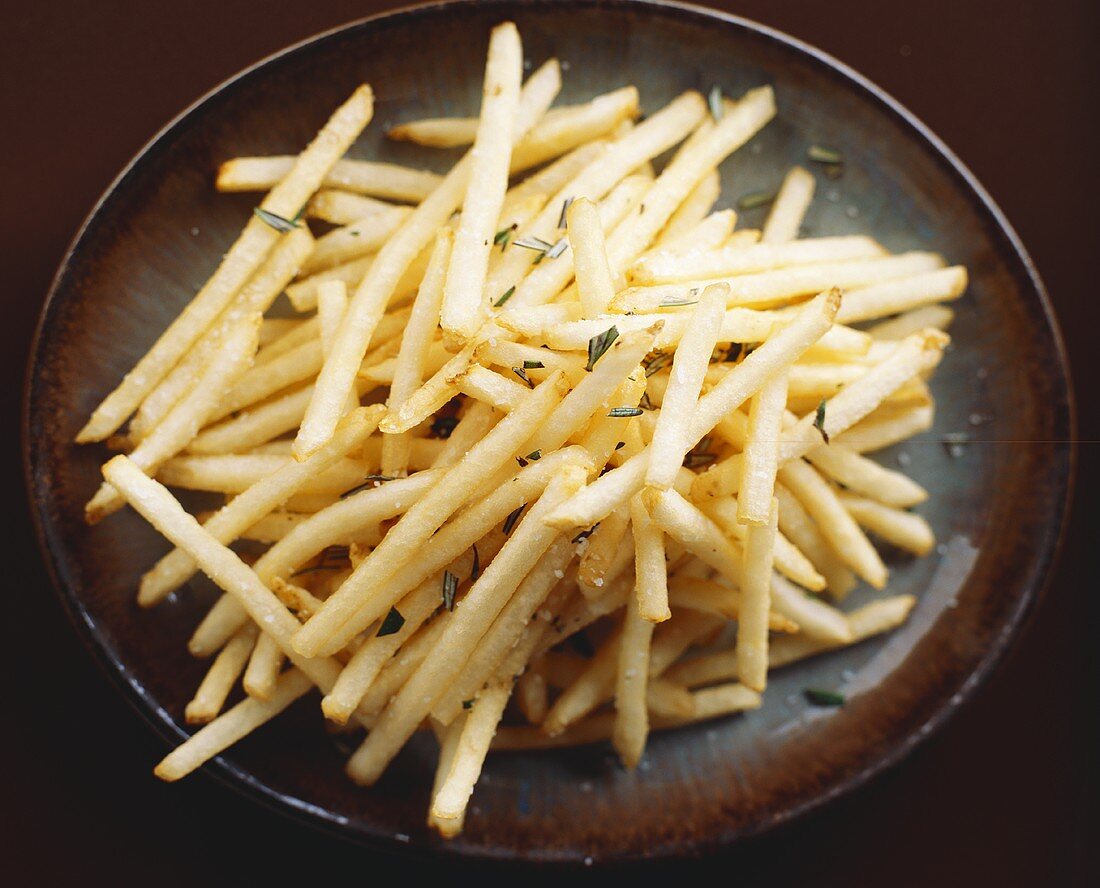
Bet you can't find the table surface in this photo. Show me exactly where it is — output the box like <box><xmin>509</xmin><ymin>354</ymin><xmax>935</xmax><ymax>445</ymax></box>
<box><xmin>3</xmin><ymin>1</ymin><xmax>1095</xmax><ymax>883</ymax></box>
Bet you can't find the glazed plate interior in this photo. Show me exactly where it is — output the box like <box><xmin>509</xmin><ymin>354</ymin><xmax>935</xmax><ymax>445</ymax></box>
<box><xmin>24</xmin><ymin>0</ymin><xmax>1072</xmax><ymax>864</ymax></box>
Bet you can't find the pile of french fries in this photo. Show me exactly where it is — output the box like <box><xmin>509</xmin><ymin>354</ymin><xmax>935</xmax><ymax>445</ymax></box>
<box><xmin>76</xmin><ymin>23</ymin><xmax>965</xmax><ymax>836</ymax></box>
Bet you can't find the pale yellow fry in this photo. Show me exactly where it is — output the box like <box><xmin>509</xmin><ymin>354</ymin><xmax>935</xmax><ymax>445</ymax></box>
<box><xmin>654</xmin><ymin>169</ymin><xmax>720</xmax><ymax>248</ymax></box>
<box><xmin>839</xmin><ymin>492</ymin><xmax>935</xmax><ymax>555</ymax></box>
<box><xmin>604</xmin><ymin>87</ymin><xmax>777</xmax><ymax>274</ymax></box>
<box><xmin>306</xmin><ymin>190</ymin><xmax>396</xmax><ymax>225</ymax></box>
<box><xmin>498</xmin><ymin>141</ymin><xmax>604</xmax><ymax>225</ymax></box>
<box><xmin>542</xmin><ymin>626</ymin><xmax>622</xmax><ymax>737</ymax></box>
<box><xmin>216</xmin><ymin>156</ymin><xmax>441</xmax><ymax>202</ymax></box>
<box><xmin>388</xmin><ymin>117</ymin><xmax>481</xmax><ymax>147</ymax></box>
<box><xmin>101</xmin><ymin>457</ymin><xmax>354</xmax><ymax>714</ymax></box>
<box><xmin>778</xmin><ymin>458</ymin><xmax>887</xmax><ymax>588</ymax></box>
<box><xmin>526</xmin><ymin>330</ymin><xmax>656</xmax><ymax>455</ymax></box>
<box><xmin>186</xmin><ymin>384</ymin><xmax>316</xmax><ymax>455</ymax></box>
<box><xmin>79</xmin><ymin>86</ymin><xmax>373</xmax><ymax>442</ymax></box>
<box><xmin>737</xmin><ymin>499</ymin><xmax>777</xmax><ymax>692</ymax></box>
<box><xmin>665</xmin><ymin>575</ymin><xmax>797</xmax><ymax>631</ymax></box>
<box><xmin>184</xmin><ymin>624</ymin><xmax>258</xmax><ymax>723</ymax></box>
<box><xmin>836</xmin><ymin>403</ymin><xmax>937</xmax><ymax>454</ymax></box>
<box><xmin>485</xmin><ymin>91</ymin><xmax>707</xmax><ymax>302</ymax></box>
<box><xmin>700</xmin><ymin>495</ymin><xmax>826</xmax><ymax>592</ymax></box>
<box><xmin>131</xmin><ymin>228</ymin><xmax>314</xmax><ymax>440</ymax></box>
<box><xmin>432</xmin><ymin>537</ymin><xmax>574</xmax><ymax>725</ymax></box>
<box><xmin>138</xmin><ymin>406</ymin><xmax>383</xmax><ymax>606</ymax></box>
<box><xmin>254</xmin><ymin>317</ymin><xmax>321</xmax><ymax>365</ymax></box>
<box><xmin>431</xmin><ymin>681</ymin><xmax>511</xmax><ymax>822</ymax></box>
<box><xmin>293</xmin><ymin>374</ymin><xmax>569</xmax><ymax>658</ymax></box>
<box><xmin>257</xmin><ymin>317</ymin><xmax>301</xmax><ymax>346</ymax></box>
<box><xmin>724</xmin><ymin>228</ymin><xmax>762</xmax><ymax>249</ymax></box>
<box><xmin>85</xmin><ymin>318</ymin><xmax>260</xmax><ymax>523</ymax></box>
<box><xmin>357</xmin><ymin>618</ymin><xmax>449</xmax><ymax>716</ymax></box>
<box><xmin>301</xmin><ymin>205</ymin><xmax>412</xmax><ymax>274</ymax></box>
<box><xmin>768</xmin><ymin>595</ymin><xmax>916</xmax><ymax>667</ymax></box>
<box><xmin>383</xmin><ymin>229</ymin><xmax>453</xmax><ymax>475</ymax></box>
<box><xmin>643</xmin><ymin>488</ymin><xmax>743</xmax><ymax>588</ymax></box>
<box><xmin>432</xmin><ymin>401</ymin><xmax>501</xmax><ymax>467</ymax></box>
<box><xmin>155</xmin><ymin>668</ymin><xmax>314</xmax><ymax>781</ymax></box>
<box><xmin>768</xmin><ymin>572</ymin><xmax>852</xmax><ymax>642</ymax></box>
<box><xmin>242</xmin><ymin>632</ymin><xmax>285</xmax><ymax>700</ymax></box>
<box><xmin>804</xmin><ymin>443</ymin><xmax>927</xmax><ymax>507</ymax></box>
<box><xmin>645</xmin><ymin>284</ymin><xmax>728</xmax><ymax>488</ymax></box>
<box><xmin>737</xmin><ymin>369</ymin><xmax>787</xmax><ymax>525</ymax></box>
<box><xmin>867</xmin><ymin>305</ymin><xmax>955</xmax><ymax>340</ymax></box>
<box><xmin>614</xmin><ymin>602</ymin><xmax>654</xmax><ymax>769</ymax></box>
<box><xmin>761</xmin><ymin>166</ymin><xmax>815</xmax><ymax>244</ymax></box>
<box><xmin>428</xmin><ymin>717</ymin><xmax>467</xmax><ymax>837</ymax></box>
<box><xmin>457</xmin><ymin>365</ymin><xmax>528</xmax><ymax>411</ymax></box>
<box><xmin>776</xmin><ymin>329</ymin><xmax>948</xmax><ymax>464</ymax></box>
<box><xmin>836</xmin><ymin>266</ymin><xmax>968</xmax><ymax>324</ymax></box>
<box><xmin>654</xmin><ymin>208</ymin><xmax>737</xmax><ymax>255</ymax></box>
<box><xmin>380</xmin><ymin>337</ymin><xmax>484</xmax><ymax>433</ymax></box>
<box><xmin>774</xmin><ymin>481</ymin><xmax>857</xmax><ymax>598</ymax></box>
<box><xmin>545</xmin><ymin>292</ymin><xmax>838</xmax><ymax>530</ymax></box>
<box><xmin>293</xmin><ymin>61</ymin><xmax>560</xmax><ymax>458</ymax></box>
<box><xmin>345</xmin><ymin>467</ymin><xmax>585</xmax><ymax>785</ymax></box>
<box><xmin>613</xmin><ymin>251</ymin><xmax>943</xmax><ymax>312</ymax></box>
<box><xmin>516</xmin><ymin>660</ymin><xmax>549</xmax><ymax>725</ymax></box>
<box><xmin>628</xmin><ymin>235</ymin><xmax>882</xmax><ymax>284</ymax></box>
<box><xmin>567</xmin><ymin>197</ymin><xmax>616</xmax><ymax>317</ymax></box>
<box><xmin>508</xmin><ymin>86</ymin><xmax>640</xmax><ymax>171</ymax></box>
<box><xmin>441</xmin><ymin>23</ymin><xmax>523</xmax><ymax>345</ymax></box>
<box><xmin>577</xmin><ymin>504</ymin><xmax>630</xmax><ymax>589</ymax></box>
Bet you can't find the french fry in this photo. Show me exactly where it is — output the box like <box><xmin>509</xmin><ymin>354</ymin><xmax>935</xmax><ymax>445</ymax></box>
<box><xmin>294</xmin><ymin>60</ymin><xmax>561</xmax><ymax>459</ymax></box>
<box><xmin>516</xmin><ymin>660</ymin><xmax>549</xmax><ymax>725</ymax></box>
<box><xmin>737</xmin><ymin>370</ymin><xmax>788</xmax><ymax>524</ymax></box>
<box><xmin>833</xmin><ymin>403</ymin><xmax>935</xmax><ymax>453</ymax></box>
<box><xmin>768</xmin><ymin>595</ymin><xmax>916</xmax><ymax>666</ymax></box>
<box><xmin>567</xmin><ymin>197</ymin><xmax>616</xmax><ymax>317</ymax></box>
<box><xmin>867</xmin><ymin>305</ymin><xmax>955</xmax><ymax>340</ymax></box>
<box><xmin>457</xmin><ymin>364</ymin><xmax>528</xmax><ymax>411</ymax></box>
<box><xmin>156</xmin><ymin>669</ymin><xmax>315</xmax><ymax>781</ymax></box>
<box><xmin>216</xmin><ymin>156</ymin><xmax>442</xmax><ymax>202</ymax></box>
<box><xmin>306</xmin><ymin>190</ymin><xmax>396</xmax><ymax>224</ymax></box>
<box><xmin>85</xmin><ymin>317</ymin><xmax>261</xmax><ymax>523</ymax></box>
<box><xmin>654</xmin><ymin>208</ymin><xmax>736</xmax><ymax>254</ymax></box>
<box><xmin>835</xmin><ymin>266</ymin><xmax>967</xmax><ymax>324</ymax></box>
<box><xmin>383</xmin><ymin>229</ymin><xmax>453</xmax><ymax>475</ymax></box>
<box><xmin>646</xmin><ymin>284</ymin><xmax>728</xmax><ymax>488</ymax></box>
<box><xmin>804</xmin><ymin>443</ymin><xmax>927</xmax><ymax>507</ymax></box>
<box><xmin>577</xmin><ymin>504</ymin><xmax>630</xmax><ymax>589</ymax></box>
<box><xmin>428</xmin><ymin>717</ymin><xmax>467</xmax><ymax>837</ymax></box>
<box><xmin>614</xmin><ymin>602</ymin><xmax>654</xmax><ymax>768</ymax></box>
<box><xmin>666</xmin><ymin>575</ymin><xmax>797</xmax><ymax>631</ymax></box>
<box><xmin>737</xmin><ymin>499</ymin><xmax>777</xmax><ymax>691</ymax></box>
<box><xmin>838</xmin><ymin>493</ymin><xmax>935</xmax><ymax>555</ymax></box>
<box><xmin>184</xmin><ymin>623</ymin><xmax>259</xmax><ymax>723</ymax></box>
<box><xmin>628</xmin><ymin>235</ymin><xmax>882</xmax><ymax>284</ymax></box>
<box><xmin>79</xmin><ymin>86</ymin><xmax>374</xmax><ymax>442</ymax></box>
<box><xmin>301</xmin><ymin>205</ymin><xmax>413</xmax><ymax>274</ymax></box>
<box><xmin>761</xmin><ymin>166</ymin><xmax>815</xmax><ymax>244</ymax></box>
<box><xmin>509</xmin><ymin>86</ymin><xmax>640</xmax><ymax>171</ymax></box>
<box><xmin>345</xmin><ymin>467</ymin><xmax>586</xmax><ymax>784</ymax></box>
<box><xmin>777</xmin><ymin>458</ymin><xmax>887</xmax><ymax>588</ymax></box>
<box><xmin>630</xmin><ymin>492</ymin><xmax>669</xmax><ymax>622</ymax></box>
<box><xmin>293</xmin><ymin>377</ymin><xmax>572</xmax><ymax>658</ymax></box>
<box><xmin>441</xmin><ymin>23</ymin><xmax>523</xmax><ymax>345</ymax></box>
<box><xmin>773</xmin><ymin>481</ymin><xmax>857</xmax><ymax>598</ymax></box>
<box><xmin>242</xmin><ymin>632</ymin><xmax>285</xmax><ymax>700</ymax></box>
<box><xmin>655</xmin><ymin>169</ymin><xmax>721</xmax><ymax>248</ymax></box>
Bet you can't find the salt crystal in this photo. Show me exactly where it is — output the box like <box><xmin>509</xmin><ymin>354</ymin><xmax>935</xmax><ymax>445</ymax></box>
<box><xmin>553</xmin><ymin>569</ymin><xmax>564</xmax><ymax>579</ymax></box>
<box><xmin>594</xmin><ymin>577</ymin><xmax>604</xmax><ymax>587</ymax></box>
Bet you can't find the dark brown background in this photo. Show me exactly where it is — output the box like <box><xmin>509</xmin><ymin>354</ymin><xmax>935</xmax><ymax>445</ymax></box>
<box><xmin>4</xmin><ymin>1</ymin><xmax>1096</xmax><ymax>884</ymax></box>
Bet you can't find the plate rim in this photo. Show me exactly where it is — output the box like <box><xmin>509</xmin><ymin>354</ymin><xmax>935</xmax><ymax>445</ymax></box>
<box><xmin>22</xmin><ymin>0</ymin><xmax>1077</xmax><ymax>864</ymax></box>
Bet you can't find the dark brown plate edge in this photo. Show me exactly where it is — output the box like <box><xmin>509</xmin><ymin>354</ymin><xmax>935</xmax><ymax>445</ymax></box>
<box><xmin>21</xmin><ymin>0</ymin><xmax>1077</xmax><ymax>866</ymax></box>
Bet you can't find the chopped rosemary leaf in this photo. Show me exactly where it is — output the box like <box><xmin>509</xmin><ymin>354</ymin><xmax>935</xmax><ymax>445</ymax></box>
<box><xmin>814</xmin><ymin>399</ymin><xmax>830</xmax><ymax>443</ymax></box>
<box><xmin>503</xmin><ymin>504</ymin><xmax>526</xmax><ymax>535</ymax></box>
<box><xmin>684</xmin><ymin>452</ymin><xmax>717</xmax><ymax>468</ymax></box>
<box><xmin>516</xmin><ymin>455</ymin><xmax>529</xmax><ymax>468</ymax></box>
<box><xmin>470</xmin><ymin>544</ymin><xmax>481</xmax><ymax>582</ymax></box>
<box><xmin>803</xmin><ymin>688</ymin><xmax>845</xmax><ymax>707</ymax></box>
<box><xmin>376</xmin><ymin>607</ymin><xmax>405</xmax><ymax>637</ymax></box>
<box><xmin>493</xmin><ymin>224</ymin><xmax>516</xmax><ymax>250</ymax></box>
<box><xmin>253</xmin><ymin>207</ymin><xmax>300</xmax><ymax>233</ymax></box>
<box><xmin>615</xmin><ymin>441</ymin><xmax>626</xmax><ymax>450</ymax></box>
<box><xmin>608</xmin><ymin>406</ymin><xmax>643</xmax><ymax>417</ymax></box>
<box><xmin>644</xmin><ymin>353</ymin><xmax>672</xmax><ymax>377</ymax></box>
<box><xmin>442</xmin><ymin>570</ymin><xmax>458</xmax><ymax>611</ymax></box>
<box><xmin>340</xmin><ymin>474</ymin><xmax>397</xmax><ymax>498</ymax></box>
<box><xmin>522</xmin><ymin>359</ymin><xmax>545</xmax><ymax>369</ymax></box>
<box><xmin>558</xmin><ymin>196</ymin><xmax>574</xmax><ymax>229</ymax></box>
<box><xmin>512</xmin><ymin>235</ymin><xmax>555</xmax><ymax>252</ymax></box>
<box><xmin>525</xmin><ymin>449</ymin><xmax>542</xmax><ymax>461</ymax></box>
<box><xmin>494</xmin><ymin>285</ymin><xmax>516</xmax><ymax>307</ymax></box>
<box><xmin>808</xmin><ymin>144</ymin><xmax>843</xmax><ymax>165</ymax></box>
<box><xmin>545</xmin><ymin>238</ymin><xmax>568</xmax><ymax>259</ymax></box>
<box><xmin>723</xmin><ymin>343</ymin><xmax>746</xmax><ymax>362</ymax></box>
<box><xmin>431</xmin><ymin>415</ymin><xmax>459</xmax><ymax>438</ymax></box>
<box><xmin>462</xmin><ymin>699</ymin><xmax>475</xmax><ymax>710</ymax></box>
<box><xmin>738</xmin><ymin>190</ymin><xmax>776</xmax><ymax>210</ymax></box>
<box><xmin>586</xmin><ymin>325</ymin><xmax>619</xmax><ymax>371</ymax></box>
<box><xmin>707</xmin><ymin>85</ymin><xmax>724</xmax><ymax>121</ymax></box>
<box><xmin>659</xmin><ymin>298</ymin><xmax>699</xmax><ymax>307</ymax></box>
<box><xmin>511</xmin><ymin>366</ymin><xmax>534</xmax><ymax>388</ymax></box>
